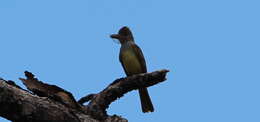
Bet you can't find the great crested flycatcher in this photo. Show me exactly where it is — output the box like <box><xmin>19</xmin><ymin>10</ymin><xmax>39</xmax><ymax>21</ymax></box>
<box><xmin>110</xmin><ymin>26</ymin><xmax>154</xmax><ymax>113</ymax></box>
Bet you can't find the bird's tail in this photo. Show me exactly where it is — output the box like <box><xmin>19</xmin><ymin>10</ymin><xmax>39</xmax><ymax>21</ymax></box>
<box><xmin>138</xmin><ymin>88</ymin><xmax>154</xmax><ymax>113</ymax></box>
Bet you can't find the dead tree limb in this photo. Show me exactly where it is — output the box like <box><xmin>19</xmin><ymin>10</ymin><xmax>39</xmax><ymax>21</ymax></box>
<box><xmin>83</xmin><ymin>69</ymin><xmax>169</xmax><ymax>120</ymax></box>
<box><xmin>0</xmin><ymin>69</ymin><xmax>169</xmax><ymax>122</ymax></box>
<box><xmin>0</xmin><ymin>79</ymin><xmax>97</xmax><ymax>122</ymax></box>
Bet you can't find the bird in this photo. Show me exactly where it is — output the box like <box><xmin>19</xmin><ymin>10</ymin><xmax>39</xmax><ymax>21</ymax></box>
<box><xmin>110</xmin><ymin>26</ymin><xmax>154</xmax><ymax>113</ymax></box>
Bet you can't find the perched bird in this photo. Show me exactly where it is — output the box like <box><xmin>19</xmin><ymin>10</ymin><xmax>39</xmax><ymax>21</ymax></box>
<box><xmin>110</xmin><ymin>26</ymin><xmax>154</xmax><ymax>113</ymax></box>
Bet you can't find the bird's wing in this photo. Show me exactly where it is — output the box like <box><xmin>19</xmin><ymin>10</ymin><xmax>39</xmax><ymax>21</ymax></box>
<box><xmin>130</xmin><ymin>43</ymin><xmax>147</xmax><ymax>73</ymax></box>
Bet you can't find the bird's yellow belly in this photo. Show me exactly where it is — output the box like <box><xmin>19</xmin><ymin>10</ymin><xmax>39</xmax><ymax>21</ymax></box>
<box><xmin>121</xmin><ymin>51</ymin><xmax>142</xmax><ymax>75</ymax></box>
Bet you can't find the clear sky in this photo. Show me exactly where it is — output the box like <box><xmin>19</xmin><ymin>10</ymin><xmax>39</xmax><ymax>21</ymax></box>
<box><xmin>0</xmin><ymin>0</ymin><xmax>260</xmax><ymax>122</ymax></box>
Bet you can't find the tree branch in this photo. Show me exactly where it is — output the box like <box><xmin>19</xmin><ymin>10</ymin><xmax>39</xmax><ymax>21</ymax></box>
<box><xmin>0</xmin><ymin>69</ymin><xmax>169</xmax><ymax>122</ymax></box>
<box><xmin>19</xmin><ymin>71</ymin><xmax>80</xmax><ymax>110</ymax></box>
<box><xmin>84</xmin><ymin>69</ymin><xmax>169</xmax><ymax>120</ymax></box>
<box><xmin>0</xmin><ymin>79</ymin><xmax>97</xmax><ymax>122</ymax></box>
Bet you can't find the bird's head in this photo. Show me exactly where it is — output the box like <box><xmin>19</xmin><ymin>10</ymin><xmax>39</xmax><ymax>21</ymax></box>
<box><xmin>110</xmin><ymin>26</ymin><xmax>134</xmax><ymax>44</ymax></box>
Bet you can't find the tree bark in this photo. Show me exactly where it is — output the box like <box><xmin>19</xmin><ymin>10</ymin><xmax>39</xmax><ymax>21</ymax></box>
<box><xmin>0</xmin><ymin>69</ymin><xmax>169</xmax><ymax>122</ymax></box>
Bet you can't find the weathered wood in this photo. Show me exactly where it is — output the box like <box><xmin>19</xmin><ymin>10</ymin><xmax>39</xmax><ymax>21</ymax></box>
<box><xmin>0</xmin><ymin>80</ymin><xmax>97</xmax><ymax>122</ymax></box>
<box><xmin>0</xmin><ymin>69</ymin><xmax>169</xmax><ymax>122</ymax></box>
<box><xmin>20</xmin><ymin>71</ymin><xmax>80</xmax><ymax>109</ymax></box>
<box><xmin>84</xmin><ymin>69</ymin><xmax>169</xmax><ymax>120</ymax></box>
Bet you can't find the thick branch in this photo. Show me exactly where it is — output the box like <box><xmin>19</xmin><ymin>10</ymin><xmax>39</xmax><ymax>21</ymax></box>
<box><xmin>0</xmin><ymin>69</ymin><xmax>168</xmax><ymax>122</ymax></box>
<box><xmin>0</xmin><ymin>79</ymin><xmax>97</xmax><ymax>122</ymax></box>
<box><xmin>20</xmin><ymin>71</ymin><xmax>80</xmax><ymax>109</ymax></box>
<box><xmin>84</xmin><ymin>69</ymin><xmax>169</xmax><ymax>120</ymax></box>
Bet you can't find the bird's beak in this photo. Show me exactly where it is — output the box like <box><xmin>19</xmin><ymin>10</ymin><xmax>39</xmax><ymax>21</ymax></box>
<box><xmin>110</xmin><ymin>34</ymin><xmax>120</xmax><ymax>39</ymax></box>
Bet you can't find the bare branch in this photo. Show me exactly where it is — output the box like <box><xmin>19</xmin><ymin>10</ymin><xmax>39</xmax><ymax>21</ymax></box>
<box><xmin>0</xmin><ymin>69</ymin><xmax>169</xmax><ymax>122</ymax></box>
<box><xmin>85</xmin><ymin>69</ymin><xmax>169</xmax><ymax>120</ymax></box>
<box><xmin>19</xmin><ymin>71</ymin><xmax>80</xmax><ymax>109</ymax></box>
<box><xmin>78</xmin><ymin>94</ymin><xmax>96</xmax><ymax>105</ymax></box>
<box><xmin>0</xmin><ymin>79</ymin><xmax>97</xmax><ymax>122</ymax></box>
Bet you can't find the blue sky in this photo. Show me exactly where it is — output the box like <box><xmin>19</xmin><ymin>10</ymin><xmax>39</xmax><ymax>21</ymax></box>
<box><xmin>0</xmin><ymin>0</ymin><xmax>260</xmax><ymax>122</ymax></box>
